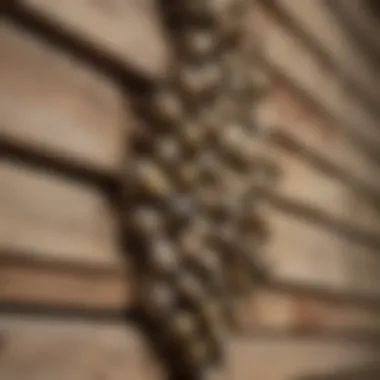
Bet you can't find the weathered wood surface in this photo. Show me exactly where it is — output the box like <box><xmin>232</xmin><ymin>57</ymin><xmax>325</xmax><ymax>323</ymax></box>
<box><xmin>252</xmin><ymin>0</ymin><xmax>380</xmax><ymax>156</ymax></box>
<box><xmin>251</xmin><ymin>0</ymin><xmax>380</xmax><ymax>297</ymax></box>
<box><xmin>0</xmin><ymin>317</ymin><xmax>165</xmax><ymax>380</ymax></box>
<box><xmin>0</xmin><ymin>317</ymin><xmax>378</xmax><ymax>380</ymax></box>
<box><xmin>326</xmin><ymin>0</ymin><xmax>380</xmax><ymax>74</ymax></box>
<box><xmin>2</xmin><ymin>155</ymin><xmax>380</xmax><ymax>332</ymax></box>
<box><xmin>0</xmin><ymin>22</ymin><xmax>129</xmax><ymax>175</ymax></box>
<box><xmin>266</xmin><ymin>209</ymin><xmax>380</xmax><ymax>298</ymax></box>
<box><xmin>0</xmin><ymin>162</ymin><xmax>122</xmax><ymax>268</ymax></box>
<box><xmin>226</xmin><ymin>338</ymin><xmax>380</xmax><ymax>380</ymax></box>
<box><xmin>19</xmin><ymin>0</ymin><xmax>170</xmax><ymax>78</ymax></box>
<box><xmin>3</xmin><ymin>260</ymin><xmax>380</xmax><ymax>337</ymax></box>
<box><xmin>1</xmin><ymin>0</ymin><xmax>378</xmax><ymax>300</ymax></box>
<box><xmin>258</xmin><ymin>82</ymin><xmax>367</xmax><ymax>178</ymax></box>
<box><xmin>0</xmin><ymin>261</ymin><xmax>129</xmax><ymax>311</ymax></box>
<box><xmin>267</xmin><ymin>0</ymin><xmax>380</xmax><ymax>92</ymax></box>
<box><xmin>258</xmin><ymin>82</ymin><xmax>380</xmax><ymax>297</ymax></box>
<box><xmin>0</xmin><ymin>2</ymin><xmax>380</xmax><ymax>378</ymax></box>
<box><xmin>235</xmin><ymin>287</ymin><xmax>380</xmax><ymax>334</ymax></box>
<box><xmin>2</xmin><ymin>22</ymin><xmax>380</xmax><ymax>333</ymax></box>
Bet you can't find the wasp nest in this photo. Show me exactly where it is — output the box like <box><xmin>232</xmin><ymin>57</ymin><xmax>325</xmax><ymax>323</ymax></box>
<box><xmin>123</xmin><ymin>0</ymin><xmax>279</xmax><ymax>378</ymax></box>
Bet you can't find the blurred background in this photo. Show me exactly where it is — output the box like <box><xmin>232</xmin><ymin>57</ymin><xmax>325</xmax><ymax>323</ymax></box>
<box><xmin>1</xmin><ymin>0</ymin><xmax>380</xmax><ymax>379</ymax></box>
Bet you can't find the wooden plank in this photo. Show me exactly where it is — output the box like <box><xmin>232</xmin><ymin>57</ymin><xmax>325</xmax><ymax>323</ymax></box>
<box><xmin>225</xmin><ymin>338</ymin><xmax>380</xmax><ymax>380</ymax></box>
<box><xmin>0</xmin><ymin>261</ymin><xmax>130</xmax><ymax>311</ymax></box>
<box><xmin>3</xmin><ymin>260</ymin><xmax>380</xmax><ymax>337</ymax></box>
<box><xmin>273</xmin><ymin>0</ymin><xmax>380</xmax><ymax>93</ymax></box>
<box><xmin>240</xmin><ymin>69</ymin><xmax>380</xmax><ymax>326</ymax></box>
<box><xmin>252</xmin><ymin>1</ymin><xmax>380</xmax><ymax>150</ymax></box>
<box><xmin>268</xmin><ymin>147</ymin><xmax>350</xmax><ymax>219</ymax></box>
<box><xmin>20</xmin><ymin>0</ymin><xmax>170</xmax><ymax>78</ymax></box>
<box><xmin>256</xmin><ymin>85</ymin><xmax>380</xmax><ymax>296</ymax></box>
<box><xmin>234</xmin><ymin>288</ymin><xmax>380</xmax><ymax>335</ymax></box>
<box><xmin>0</xmin><ymin>316</ymin><xmax>379</xmax><ymax>380</ymax></box>
<box><xmin>259</xmin><ymin>80</ymin><xmax>380</xmax><ymax>219</ymax></box>
<box><xmin>265</xmin><ymin>207</ymin><xmax>380</xmax><ymax>297</ymax></box>
<box><xmin>268</xmin><ymin>0</ymin><xmax>380</xmax><ymax>137</ymax></box>
<box><xmin>0</xmin><ymin>162</ymin><xmax>122</xmax><ymax>268</ymax></box>
<box><xmin>258</xmin><ymin>83</ymin><xmax>366</xmax><ymax>173</ymax></box>
<box><xmin>0</xmin><ymin>316</ymin><xmax>165</xmax><ymax>380</ymax></box>
<box><xmin>0</xmin><ymin>21</ymin><xmax>129</xmax><ymax>174</ymax></box>
<box><xmin>301</xmin><ymin>365</ymin><xmax>380</xmax><ymax>380</ymax></box>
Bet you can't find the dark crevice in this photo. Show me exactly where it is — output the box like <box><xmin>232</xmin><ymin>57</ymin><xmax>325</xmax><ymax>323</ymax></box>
<box><xmin>0</xmin><ymin>248</ymin><xmax>122</xmax><ymax>277</ymax></box>
<box><xmin>0</xmin><ymin>302</ymin><xmax>129</xmax><ymax>323</ymax></box>
<box><xmin>0</xmin><ymin>136</ymin><xmax>120</xmax><ymax>197</ymax></box>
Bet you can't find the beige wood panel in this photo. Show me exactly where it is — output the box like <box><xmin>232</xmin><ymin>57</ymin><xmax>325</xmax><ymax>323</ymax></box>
<box><xmin>259</xmin><ymin>84</ymin><xmax>349</xmax><ymax>216</ymax></box>
<box><xmin>0</xmin><ymin>317</ymin><xmax>165</xmax><ymax>380</ymax></box>
<box><xmin>235</xmin><ymin>288</ymin><xmax>380</xmax><ymax>334</ymax></box>
<box><xmin>0</xmin><ymin>316</ymin><xmax>378</xmax><ymax>380</ymax></box>
<box><xmin>0</xmin><ymin>262</ymin><xmax>131</xmax><ymax>311</ymax></box>
<box><xmin>252</xmin><ymin>1</ymin><xmax>380</xmax><ymax>152</ymax></box>
<box><xmin>271</xmin><ymin>0</ymin><xmax>380</xmax><ymax>191</ymax></box>
<box><xmin>265</xmin><ymin>194</ymin><xmax>380</xmax><ymax>297</ymax></box>
<box><xmin>275</xmin><ymin>0</ymin><xmax>380</xmax><ymax>90</ymax></box>
<box><xmin>257</xmin><ymin>80</ymin><xmax>380</xmax><ymax>298</ymax></box>
<box><xmin>3</xmin><ymin>260</ymin><xmax>380</xmax><ymax>336</ymax></box>
<box><xmin>258</xmin><ymin>83</ymin><xmax>366</xmax><ymax>173</ymax></box>
<box><xmin>21</xmin><ymin>0</ymin><xmax>170</xmax><ymax>78</ymax></box>
<box><xmin>259</xmin><ymin>80</ymin><xmax>380</xmax><ymax>229</ymax></box>
<box><xmin>0</xmin><ymin>316</ymin><xmax>379</xmax><ymax>380</ymax></box>
<box><xmin>0</xmin><ymin>21</ymin><xmax>129</xmax><ymax>174</ymax></box>
<box><xmin>257</xmin><ymin>87</ymin><xmax>352</xmax><ymax>293</ymax></box>
<box><xmin>268</xmin><ymin>148</ymin><xmax>350</xmax><ymax>219</ymax></box>
<box><xmin>0</xmin><ymin>162</ymin><xmax>122</xmax><ymax>268</ymax></box>
<box><xmin>266</xmin><ymin>209</ymin><xmax>369</xmax><ymax>293</ymax></box>
<box><xmin>226</xmin><ymin>338</ymin><xmax>380</xmax><ymax>380</ymax></box>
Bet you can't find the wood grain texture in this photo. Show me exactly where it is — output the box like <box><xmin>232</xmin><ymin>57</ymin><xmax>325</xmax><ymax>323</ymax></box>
<box><xmin>0</xmin><ymin>317</ymin><xmax>379</xmax><ymax>380</ymax></box>
<box><xmin>0</xmin><ymin>21</ymin><xmax>129</xmax><ymax>175</ymax></box>
<box><xmin>257</xmin><ymin>86</ymin><xmax>380</xmax><ymax>296</ymax></box>
<box><xmin>2</xmin><ymin>261</ymin><xmax>380</xmax><ymax>337</ymax></box>
<box><xmin>226</xmin><ymin>338</ymin><xmax>380</xmax><ymax>380</ymax></box>
<box><xmin>252</xmin><ymin>0</ymin><xmax>380</xmax><ymax>152</ymax></box>
<box><xmin>0</xmin><ymin>261</ymin><xmax>130</xmax><ymax>311</ymax></box>
<box><xmin>234</xmin><ymin>288</ymin><xmax>380</xmax><ymax>334</ymax></box>
<box><xmin>265</xmin><ymin>206</ymin><xmax>380</xmax><ymax>298</ymax></box>
<box><xmin>275</xmin><ymin>0</ymin><xmax>380</xmax><ymax>104</ymax></box>
<box><xmin>21</xmin><ymin>0</ymin><xmax>170</xmax><ymax>78</ymax></box>
<box><xmin>258</xmin><ymin>83</ymin><xmax>363</xmax><ymax>171</ymax></box>
<box><xmin>265</xmin><ymin>208</ymin><xmax>349</xmax><ymax>289</ymax></box>
<box><xmin>0</xmin><ymin>317</ymin><xmax>165</xmax><ymax>380</ymax></box>
<box><xmin>0</xmin><ymin>162</ymin><xmax>122</xmax><ymax>268</ymax></box>
<box><xmin>255</xmin><ymin>57</ymin><xmax>380</xmax><ymax>296</ymax></box>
